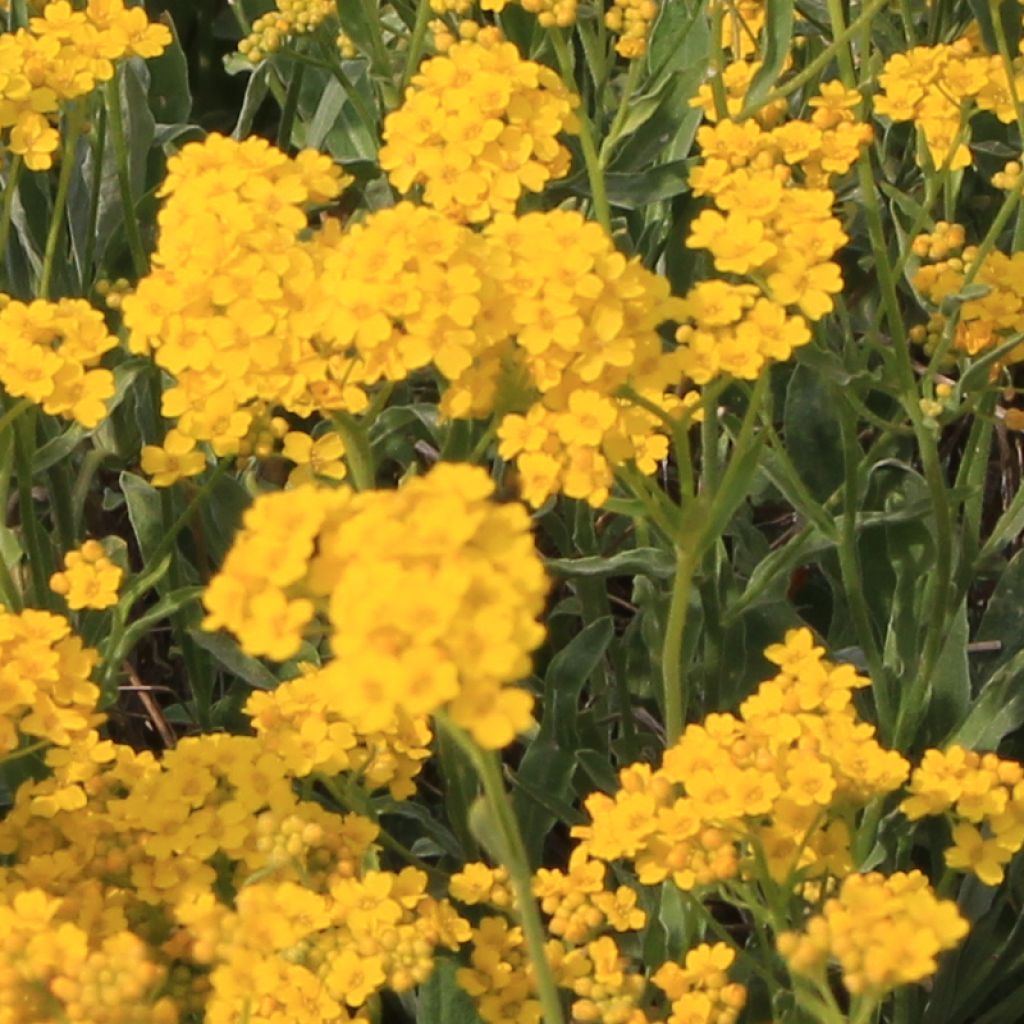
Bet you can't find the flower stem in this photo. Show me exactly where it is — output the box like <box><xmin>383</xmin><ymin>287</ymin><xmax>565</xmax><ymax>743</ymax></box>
<box><xmin>662</xmin><ymin>374</ymin><xmax>769</xmax><ymax>743</ymax></box>
<box><xmin>39</xmin><ymin>103</ymin><xmax>85</xmax><ymax>300</ymax></box>
<box><xmin>0</xmin><ymin>154</ymin><xmax>23</xmax><ymax>290</ymax></box>
<box><xmin>400</xmin><ymin>0</ymin><xmax>431</xmax><ymax>93</ymax></box>
<box><xmin>438</xmin><ymin>716</ymin><xmax>566</xmax><ymax>1024</ymax></box>
<box><xmin>105</xmin><ymin>71</ymin><xmax>149</xmax><ymax>279</ymax></box>
<box><xmin>549</xmin><ymin>28</ymin><xmax>612</xmax><ymax>235</ymax></box>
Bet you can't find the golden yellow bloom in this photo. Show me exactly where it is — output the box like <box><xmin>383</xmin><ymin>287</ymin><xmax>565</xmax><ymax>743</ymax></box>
<box><xmin>380</xmin><ymin>39</ymin><xmax>578</xmax><ymax>223</ymax></box>
<box><xmin>50</xmin><ymin>539</ymin><xmax>123</xmax><ymax>611</ymax></box>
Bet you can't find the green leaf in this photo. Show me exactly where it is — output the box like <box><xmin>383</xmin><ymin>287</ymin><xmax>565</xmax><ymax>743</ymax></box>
<box><xmin>544</xmin><ymin>547</ymin><xmax>675</xmax><ymax>579</ymax></box>
<box><xmin>115</xmin><ymin>586</ymin><xmax>204</xmax><ymax>659</ymax></box>
<box><xmin>232</xmin><ymin>62</ymin><xmax>271</xmax><ymax>139</ymax></box>
<box><xmin>511</xmin><ymin>739</ymin><xmax>581</xmax><ymax>866</ymax></box>
<box><xmin>120</xmin><ymin>471</ymin><xmax>164</xmax><ymax>564</ymax></box>
<box><xmin>647</xmin><ymin>0</ymin><xmax>708</xmax><ymax>84</ymax></box>
<box><xmin>417</xmin><ymin>958</ymin><xmax>484</xmax><ymax>1024</ymax></box>
<box><xmin>744</xmin><ymin>0</ymin><xmax>795</xmax><ymax>112</ymax></box>
<box><xmin>924</xmin><ymin>602</ymin><xmax>970</xmax><ymax>744</ymax></box>
<box><xmin>467</xmin><ymin>796</ymin><xmax>513</xmax><ymax>865</ymax></box>
<box><xmin>146</xmin><ymin>13</ymin><xmax>192</xmax><ymax>123</ymax></box>
<box><xmin>783</xmin><ymin>365</ymin><xmax>844</xmax><ymax>503</ymax></box>
<box><xmin>187</xmin><ymin>629</ymin><xmax>279</xmax><ymax>690</ymax></box>
<box><xmin>544</xmin><ymin>617</ymin><xmax>614</xmax><ymax>748</ymax></box>
<box><xmin>32</xmin><ymin>426</ymin><xmax>85</xmax><ymax>475</ymax></box>
<box><xmin>950</xmin><ymin>648</ymin><xmax>1024</xmax><ymax>750</ymax></box>
<box><xmin>601</xmin><ymin>161</ymin><xmax>690</xmax><ymax>209</ymax></box>
<box><xmin>198</xmin><ymin>472</ymin><xmax>250</xmax><ymax>566</ymax></box>
<box><xmin>436</xmin><ymin>722</ymin><xmax>480</xmax><ymax>860</ymax></box>
<box><xmin>975</xmin><ymin>547</ymin><xmax>1024</xmax><ymax>673</ymax></box>
<box><xmin>576</xmin><ymin>748</ymin><xmax>619</xmax><ymax>793</ymax></box>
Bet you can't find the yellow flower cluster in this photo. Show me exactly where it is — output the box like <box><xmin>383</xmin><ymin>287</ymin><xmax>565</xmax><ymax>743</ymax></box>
<box><xmin>573</xmin><ymin>629</ymin><xmax>909</xmax><ymax>891</ymax></box>
<box><xmin>311</xmin><ymin>199</ymin><xmax>687</xmax><ymax>508</ymax></box>
<box><xmin>902</xmin><ymin>745</ymin><xmax>1024</xmax><ymax>886</ymax></box>
<box><xmin>380</xmin><ymin>38</ymin><xmax>578</xmax><ymax>223</ymax></box>
<box><xmin>677</xmin><ymin>93</ymin><xmax>872</xmax><ymax>383</ymax></box>
<box><xmin>452</xmin><ymin>855</ymin><xmax>748</xmax><ymax>1024</ymax></box>
<box><xmin>121</xmin><ymin>134</ymin><xmax>353</xmax><ymax>485</ymax></box>
<box><xmin>0</xmin><ymin>295</ymin><xmax>117</xmax><ymax>428</ymax></box>
<box><xmin>691</xmin><ymin>58</ymin><xmax>790</xmax><ymax>126</ymax></box>
<box><xmin>180</xmin><ymin>867</ymin><xmax>468</xmax><ymax>1021</ymax></box>
<box><xmin>0</xmin><ymin>889</ymin><xmax>178</xmax><ymax>1024</ymax></box>
<box><xmin>203</xmin><ymin>463</ymin><xmax>548</xmax><ymax>748</ymax></box>
<box><xmin>713</xmin><ymin>0</ymin><xmax>765</xmax><ymax>57</ymax></box>
<box><xmin>533</xmin><ymin>849</ymin><xmax>646</xmax><ymax>944</ymax></box>
<box><xmin>1</xmin><ymin>0</ymin><xmax>170</xmax><ymax>170</ymax></box>
<box><xmin>874</xmin><ymin>36</ymin><xmax>1024</xmax><ymax>170</ymax></box>
<box><xmin>245</xmin><ymin>670</ymin><xmax>432</xmax><ymax>798</ymax></box>
<box><xmin>0</xmin><ymin>725</ymin><xmax>468</xmax><ymax>1024</ymax></box>
<box><xmin>457</xmin><ymin>915</ymin><xmax>541</xmax><ymax>1024</ymax></box>
<box><xmin>605</xmin><ymin>0</ymin><xmax>659</xmax><ymax>59</ymax></box>
<box><xmin>0</xmin><ymin>607</ymin><xmax>103</xmax><ymax>762</ymax></box>
<box><xmin>481</xmin><ymin>209</ymin><xmax>686</xmax><ymax>508</ymax></box>
<box><xmin>315</xmin><ymin>201</ymin><xmax>505</xmax><ymax>388</ymax></box>
<box><xmin>779</xmin><ymin>870</ymin><xmax>968</xmax><ymax>997</ymax></box>
<box><xmin>238</xmin><ymin>0</ymin><xmax>334</xmax><ymax>63</ymax></box>
<box><xmin>653</xmin><ymin>943</ymin><xmax>747</xmax><ymax>1024</ymax></box>
<box><xmin>910</xmin><ymin>223</ymin><xmax>1024</xmax><ymax>362</ymax></box>
<box><xmin>49</xmin><ymin>539</ymin><xmax>123</xmax><ymax>610</ymax></box>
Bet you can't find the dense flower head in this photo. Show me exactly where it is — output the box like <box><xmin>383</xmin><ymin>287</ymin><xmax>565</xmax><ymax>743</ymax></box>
<box><xmin>481</xmin><ymin>209</ymin><xmax>689</xmax><ymax>507</ymax></box>
<box><xmin>315</xmin><ymin>201</ymin><xmax>507</xmax><ymax>388</ymax></box>
<box><xmin>203</xmin><ymin>463</ymin><xmax>548</xmax><ymax>747</ymax></box>
<box><xmin>0</xmin><ymin>295</ymin><xmax>117</xmax><ymax>427</ymax></box>
<box><xmin>713</xmin><ymin>0</ymin><xmax>766</xmax><ymax>57</ymax></box>
<box><xmin>0</xmin><ymin>0</ymin><xmax>170</xmax><ymax>171</ymax></box>
<box><xmin>605</xmin><ymin>0</ymin><xmax>659</xmax><ymax>59</ymax></box>
<box><xmin>0</xmin><ymin>889</ymin><xmax>178</xmax><ymax>1024</ymax></box>
<box><xmin>691</xmin><ymin>58</ymin><xmax>790</xmax><ymax>126</ymax></box>
<box><xmin>911</xmin><ymin>224</ymin><xmax>1024</xmax><ymax>365</ymax></box>
<box><xmin>572</xmin><ymin>629</ymin><xmax>909</xmax><ymax>890</ymax></box>
<box><xmin>380</xmin><ymin>38</ymin><xmax>579</xmax><ymax>222</ymax></box>
<box><xmin>0</xmin><ymin>607</ymin><xmax>103</xmax><ymax>761</ymax></box>
<box><xmin>49</xmin><ymin>539</ymin><xmax>123</xmax><ymax>610</ymax></box>
<box><xmin>778</xmin><ymin>870</ymin><xmax>968</xmax><ymax>996</ymax></box>
<box><xmin>653</xmin><ymin>943</ymin><xmax>747</xmax><ymax>1024</ymax></box>
<box><xmin>874</xmin><ymin>35</ymin><xmax>1024</xmax><ymax>170</ymax></box>
<box><xmin>178</xmin><ymin>865</ymin><xmax>469</xmax><ymax>1020</ymax></box>
<box><xmin>121</xmin><ymin>134</ymin><xmax>354</xmax><ymax>485</ymax></box>
<box><xmin>245</xmin><ymin>672</ymin><xmax>433</xmax><ymax>798</ymax></box>
<box><xmin>238</xmin><ymin>0</ymin><xmax>334</xmax><ymax>63</ymax></box>
<box><xmin>901</xmin><ymin>745</ymin><xmax>1024</xmax><ymax>885</ymax></box>
<box><xmin>676</xmin><ymin>98</ymin><xmax>872</xmax><ymax>384</ymax></box>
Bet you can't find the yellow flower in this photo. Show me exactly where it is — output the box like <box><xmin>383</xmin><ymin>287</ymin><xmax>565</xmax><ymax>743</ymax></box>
<box><xmin>49</xmin><ymin>540</ymin><xmax>122</xmax><ymax>611</ymax></box>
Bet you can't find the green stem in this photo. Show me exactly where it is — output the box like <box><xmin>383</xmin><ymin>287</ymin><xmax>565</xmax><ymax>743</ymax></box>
<box><xmin>0</xmin><ymin>155</ymin><xmax>23</xmax><ymax>290</ymax></box>
<box><xmin>924</xmin><ymin>176</ymin><xmax>1024</xmax><ymax>379</ymax></box>
<box><xmin>598</xmin><ymin>58</ymin><xmax>642</xmax><ymax>167</ymax></box>
<box><xmin>400</xmin><ymin>0</ymin><xmax>431</xmax><ymax>92</ymax></box>
<box><xmin>836</xmin><ymin>396</ymin><xmax>888</xmax><ymax>725</ymax></box>
<box><xmin>331</xmin><ymin>411</ymin><xmax>376</xmax><ymax>490</ymax></box>
<box><xmin>549</xmin><ymin>29</ymin><xmax>612</xmax><ymax>235</ymax></box>
<box><xmin>39</xmin><ymin>103</ymin><xmax>86</xmax><ymax>300</ymax></box>
<box><xmin>738</xmin><ymin>0</ymin><xmax>890</xmax><ymax>120</ymax></box>
<box><xmin>305</xmin><ymin>40</ymin><xmax>381</xmax><ymax>145</ymax></box>
<box><xmin>662</xmin><ymin>542</ymin><xmax>699</xmax><ymax>743</ymax></box>
<box><xmin>14</xmin><ymin>410</ymin><xmax>56</xmax><ymax>609</ymax></box>
<box><xmin>81</xmin><ymin>105</ymin><xmax>107</xmax><ymax>293</ymax></box>
<box><xmin>0</xmin><ymin>739</ymin><xmax>49</xmax><ymax>766</ymax></box>
<box><xmin>438</xmin><ymin>717</ymin><xmax>566</xmax><ymax>1024</ymax></box>
<box><xmin>276</xmin><ymin>61</ymin><xmax>306</xmax><ymax>150</ymax></box>
<box><xmin>105</xmin><ymin>71</ymin><xmax>148</xmax><ymax>279</ymax></box>
<box><xmin>662</xmin><ymin>374</ymin><xmax>769</xmax><ymax>743</ymax></box>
